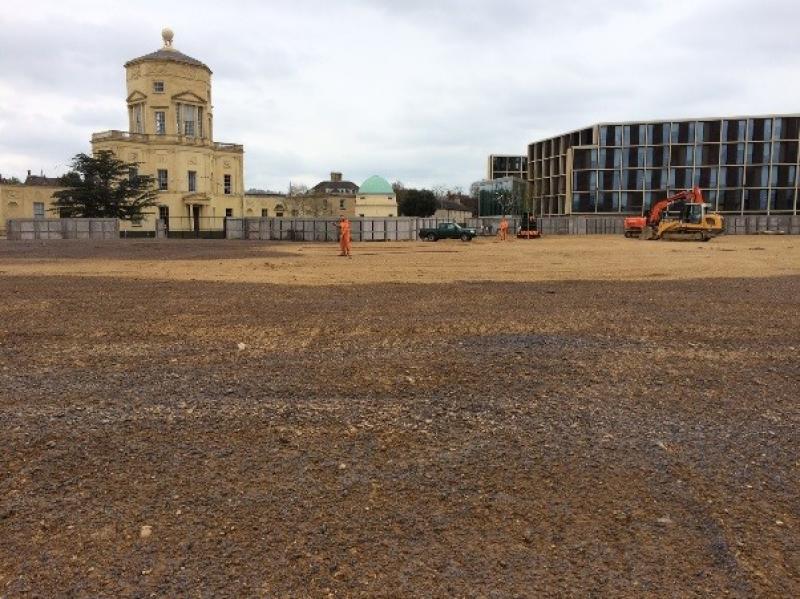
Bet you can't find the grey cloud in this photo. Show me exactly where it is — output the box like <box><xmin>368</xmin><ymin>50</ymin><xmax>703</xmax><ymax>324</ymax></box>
<box><xmin>0</xmin><ymin>23</ymin><xmax>134</xmax><ymax>93</ymax></box>
<box><xmin>64</xmin><ymin>105</ymin><xmax>122</xmax><ymax>128</ymax></box>
<box><xmin>1</xmin><ymin>0</ymin><xmax>799</xmax><ymax>189</ymax></box>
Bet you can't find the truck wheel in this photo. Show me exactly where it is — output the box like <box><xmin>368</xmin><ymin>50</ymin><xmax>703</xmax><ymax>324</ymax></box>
<box><xmin>426</xmin><ymin>233</ymin><xmax>436</xmax><ymax>242</ymax></box>
<box><xmin>460</xmin><ymin>233</ymin><xmax>471</xmax><ymax>242</ymax></box>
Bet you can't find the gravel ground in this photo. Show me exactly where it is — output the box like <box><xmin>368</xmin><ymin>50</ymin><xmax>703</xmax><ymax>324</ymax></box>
<box><xmin>0</xmin><ymin>239</ymin><xmax>798</xmax><ymax>597</ymax></box>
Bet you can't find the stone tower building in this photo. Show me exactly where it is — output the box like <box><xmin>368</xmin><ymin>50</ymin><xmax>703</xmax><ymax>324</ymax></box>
<box><xmin>92</xmin><ymin>28</ymin><xmax>246</xmax><ymax>233</ymax></box>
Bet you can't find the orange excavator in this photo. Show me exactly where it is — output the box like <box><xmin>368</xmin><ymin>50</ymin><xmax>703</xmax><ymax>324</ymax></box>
<box><xmin>623</xmin><ymin>187</ymin><xmax>724</xmax><ymax>241</ymax></box>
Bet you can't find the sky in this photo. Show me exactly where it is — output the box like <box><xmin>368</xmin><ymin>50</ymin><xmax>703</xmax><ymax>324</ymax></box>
<box><xmin>1</xmin><ymin>0</ymin><xmax>798</xmax><ymax>192</ymax></box>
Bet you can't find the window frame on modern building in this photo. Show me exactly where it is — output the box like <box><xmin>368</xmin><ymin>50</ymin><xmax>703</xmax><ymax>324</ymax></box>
<box><xmin>524</xmin><ymin>114</ymin><xmax>800</xmax><ymax>217</ymax></box>
<box><xmin>488</xmin><ymin>154</ymin><xmax>528</xmax><ymax>181</ymax></box>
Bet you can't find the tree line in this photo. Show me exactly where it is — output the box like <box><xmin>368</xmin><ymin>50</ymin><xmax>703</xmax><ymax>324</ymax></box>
<box><xmin>392</xmin><ymin>182</ymin><xmax>475</xmax><ymax>217</ymax></box>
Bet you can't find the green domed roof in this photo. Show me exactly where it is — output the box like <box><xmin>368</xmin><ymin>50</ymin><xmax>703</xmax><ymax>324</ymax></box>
<box><xmin>358</xmin><ymin>175</ymin><xmax>394</xmax><ymax>195</ymax></box>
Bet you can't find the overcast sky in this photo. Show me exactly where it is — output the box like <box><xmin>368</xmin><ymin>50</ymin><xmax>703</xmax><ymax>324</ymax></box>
<box><xmin>1</xmin><ymin>0</ymin><xmax>798</xmax><ymax>191</ymax></box>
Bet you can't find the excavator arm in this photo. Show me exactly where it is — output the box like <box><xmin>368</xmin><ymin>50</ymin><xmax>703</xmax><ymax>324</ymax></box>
<box><xmin>647</xmin><ymin>187</ymin><xmax>704</xmax><ymax>226</ymax></box>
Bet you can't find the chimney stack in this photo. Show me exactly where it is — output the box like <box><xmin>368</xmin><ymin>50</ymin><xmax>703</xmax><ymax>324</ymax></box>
<box><xmin>330</xmin><ymin>172</ymin><xmax>342</xmax><ymax>182</ymax></box>
<box><xmin>28</xmin><ymin>169</ymin><xmax>31</xmax><ymax>177</ymax></box>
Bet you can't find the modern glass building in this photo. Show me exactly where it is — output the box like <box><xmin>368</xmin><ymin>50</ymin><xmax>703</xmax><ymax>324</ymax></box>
<box><xmin>527</xmin><ymin>115</ymin><xmax>800</xmax><ymax>216</ymax></box>
<box><xmin>488</xmin><ymin>155</ymin><xmax>527</xmax><ymax>180</ymax></box>
<box><xmin>476</xmin><ymin>177</ymin><xmax>530</xmax><ymax>216</ymax></box>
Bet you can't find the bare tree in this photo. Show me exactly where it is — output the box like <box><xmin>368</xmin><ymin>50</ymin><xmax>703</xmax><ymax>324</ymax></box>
<box><xmin>288</xmin><ymin>182</ymin><xmax>308</xmax><ymax>197</ymax></box>
<box><xmin>494</xmin><ymin>189</ymin><xmax>519</xmax><ymax>216</ymax></box>
<box><xmin>469</xmin><ymin>180</ymin><xmax>489</xmax><ymax>199</ymax></box>
<box><xmin>430</xmin><ymin>184</ymin><xmax>449</xmax><ymax>208</ymax></box>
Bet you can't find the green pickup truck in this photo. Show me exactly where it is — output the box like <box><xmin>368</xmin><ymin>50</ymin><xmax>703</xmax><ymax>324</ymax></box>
<box><xmin>419</xmin><ymin>222</ymin><xmax>477</xmax><ymax>242</ymax></box>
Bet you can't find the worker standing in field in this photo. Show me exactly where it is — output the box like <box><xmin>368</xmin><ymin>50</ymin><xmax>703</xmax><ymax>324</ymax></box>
<box><xmin>499</xmin><ymin>215</ymin><xmax>509</xmax><ymax>241</ymax></box>
<box><xmin>337</xmin><ymin>216</ymin><xmax>352</xmax><ymax>257</ymax></box>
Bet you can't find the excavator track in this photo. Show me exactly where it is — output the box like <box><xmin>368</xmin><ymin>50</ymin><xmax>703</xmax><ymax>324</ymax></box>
<box><xmin>661</xmin><ymin>230</ymin><xmax>710</xmax><ymax>242</ymax></box>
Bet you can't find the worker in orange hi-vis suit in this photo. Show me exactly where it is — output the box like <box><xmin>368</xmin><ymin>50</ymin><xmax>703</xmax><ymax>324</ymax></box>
<box><xmin>499</xmin><ymin>216</ymin><xmax>509</xmax><ymax>241</ymax></box>
<box><xmin>337</xmin><ymin>216</ymin><xmax>352</xmax><ymax>257</ymax></box>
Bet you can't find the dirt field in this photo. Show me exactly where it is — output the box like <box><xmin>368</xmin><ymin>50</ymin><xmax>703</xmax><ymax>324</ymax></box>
<box><xmin>0</xmin><ymin>234</ymin><xmax>797</xmax><ymax>285</ymax></box>
<box><xmin>1</xmin><ymin>236</ymin><xmax>798</xmax><ymax>597</ymax></box>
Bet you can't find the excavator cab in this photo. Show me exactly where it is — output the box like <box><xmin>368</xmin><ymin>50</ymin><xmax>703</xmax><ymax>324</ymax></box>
<box><xmin>682</xmin><ymin>203</ymin><xmax>703</xmax><ymax>224</ymax></box>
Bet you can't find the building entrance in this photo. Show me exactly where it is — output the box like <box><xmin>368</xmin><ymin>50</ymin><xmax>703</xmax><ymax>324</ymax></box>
<box><xmin>192</xmin><ymin>205</ymin><xmax>201</xmax><ymax>232</ymax></box>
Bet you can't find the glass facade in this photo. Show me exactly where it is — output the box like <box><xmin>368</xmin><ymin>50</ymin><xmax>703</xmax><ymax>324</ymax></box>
<box><xmin>477</xmin><ymin>177</ymin><xmax>529</xmax><ymax>216</ymax></box>
<box><xmin>527</xmin><ymin>127</ymin><xmax>594</xmax><ymax>215</ymax></box>
<box><xmin>489</xmin><ymin>155</ymin><xmax>528</xmax><ymax>181</ymax></box>
<box><xmin>527</xmin><ymin>115</ymin><xmax>800</xmax><ymax>215</ymax></box>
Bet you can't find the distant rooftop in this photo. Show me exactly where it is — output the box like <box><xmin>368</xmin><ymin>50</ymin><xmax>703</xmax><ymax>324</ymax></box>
<box><xmin>311</xmin><ymin>180</ymin><xmax>359</xmax><ymax>194</ymax></box>
<box><xmin>124</xmin><ymin>28</ymin><xmax>211</xmax><ymax>73</ymax></box>
<box><xmin>245</xmin><ymin>190</ymin><xmax>286</xmax><ymax>197</ymax></box>
<box><xmin>25</xmin><ymin>172</ymin><xmax>61</xmax><ymax>186</ymax></box>
<box><xmin>438</xmin><ymin>199</ymin><xmax>470</xmax><ymax>212</ymax></box>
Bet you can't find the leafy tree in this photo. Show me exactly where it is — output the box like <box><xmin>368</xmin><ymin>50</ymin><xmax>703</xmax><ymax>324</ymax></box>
<box><xmin>51</xmin><ymin>151</ymin><xmax>157</xmax><ymax>220</ymax></box>
<box><xmin>398</xmin><ymin>188</ymin><xmax>437</xmax><ymax>217</ymax></box>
